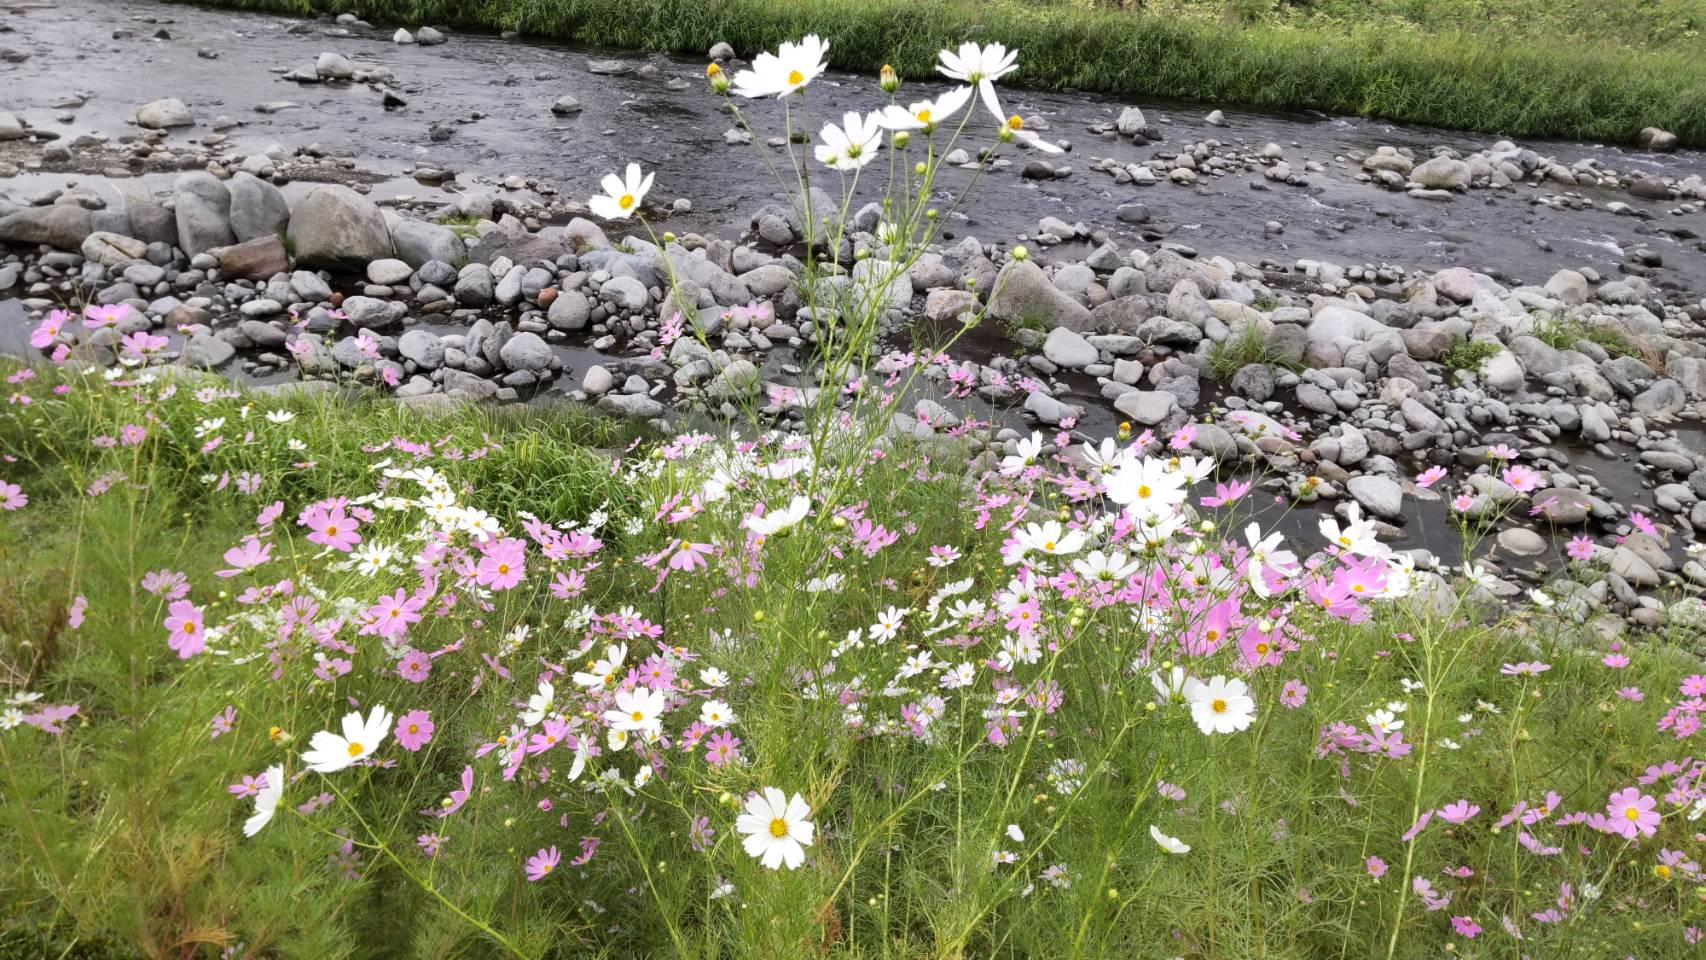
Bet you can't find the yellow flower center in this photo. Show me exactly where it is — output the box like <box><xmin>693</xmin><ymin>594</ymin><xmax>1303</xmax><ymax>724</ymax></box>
<box><xmin>916</xmin><ymin>108</ymin><xmax>932</xmax><ymax>123</ymax></box>
<box><xmin>408</xmin><ymin>724</ymin><xmax>419</xmax><ymax>734</ymax></box>
<box><xmin>631</xmin><ymin>710</ymin><xmax>645</xmax><ymax>722</ymax></box>
<box><xmin>497</xmin><ymin>563</ymin><xmax>510</xmax><ymax>574</ymax></box>
<box><xmin>1137</xmin><ymin>485</ymin><xmax>1152</xmax><ymax>499</ymax></box>
<box><xmin>325</xmin><ymin>525</ymin><xmax>338</xmax><ymax>535</ymax></box>
<box><xmin>1256</xmin><ymin>642</ymin><xmax>1270</xmax><ymax>654</ymax></box>
<box><xmin>346</xmin><ymin>741</ymin><xmax>364</xmax><ymax>757</ymax></box>
<box><xmin>618</xmin><ymin>193</ymin><xmax>635</xmax><ymax>210</ymax></box>
<box><xmin>1211</xmin><ymin>699</ymin><xmax>1227</xmax><ymax>714</ymax></box>
<box><xmin>1043</xmin><ymin>541</ymin><xmax>1056</xmax><ymax>551</ymax></box>
<box><xmin>769</xmin><ymin>817</ymin><xmax>789</xmax><ymax>838</ymax></box>
<box><xmin>1006</xmin><ymin>114</ymin><xmax>1023</xmax><ymax>131</ymax></box>
<box><xmin>1625</xmin><ymin>806</ymin><xmax>1641</xmax><ymax>821</ymax></box>
<box><xmin>787</xmin><ymin>69</ymin><xmax>804</xmax><ymax>86</ymax></box>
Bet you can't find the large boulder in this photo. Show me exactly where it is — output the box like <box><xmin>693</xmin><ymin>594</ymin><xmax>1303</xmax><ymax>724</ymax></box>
<box><xmin>1410</xmin><ymin>156</ymin><xmax>1471</xmax><ymax>190</ymax></box>
<box><xmin>172</xmin><ymin>172</ymin><xmax>236</xmax><ymax>256</ymax></box>
<box><xmin>226</xmin><ymin>172</ymin><xmax>290</xmax><ymax>242</ymax></box>
<box><xmin>389</xmin><ymin>217</ymin><xmax>465</xmax><ymax>267</ymax></box>
<box><xmin>0</xmin><ymin>204</ymin><xmax>93</xmax><ymax>249</ymax></box>
<box><xmin>80</xmin><ymin>231</ymin><xmax>147</xmax><ymax>267</ymax></box>
<box><xmin>214</xmin><ymin>235</ymin><xmax>290</xmax><ymax>280</ymax></box>
<box><xmin>986</xmin><ymin>260</ymin><xmax>1094</xmax><ymax>332</ymax></box>
<box><xmin>135</xmin><ymin>98</ymin><xmax>193</xmax><ymax>129</ymax></box>
<box><xmin>287</xmin><ymin>185</ymin><xmax>392</xmax><ymax>269</ymax></box>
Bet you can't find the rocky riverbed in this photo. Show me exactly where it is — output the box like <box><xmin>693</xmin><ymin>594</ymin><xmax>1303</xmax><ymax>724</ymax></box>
<box><xmin>4</xmin><ymin>0</ymin><xmax>1706</xmax><ymax>628</ymax></box>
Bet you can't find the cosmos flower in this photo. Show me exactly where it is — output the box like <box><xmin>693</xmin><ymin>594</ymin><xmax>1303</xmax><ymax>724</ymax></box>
<box><xmin>300</xmin><ymin>706</ymin><xmax>394</xmax><ymax>774</ymax></box>
<box><xmin>736</xmin><ymin>787</ymin><xmax>815</xmax><ymax>870</ymax></box>
<box><xmin>731</xmin><ymin>35</ymin><xmax>829</xmax><ymax>98</ymax></box>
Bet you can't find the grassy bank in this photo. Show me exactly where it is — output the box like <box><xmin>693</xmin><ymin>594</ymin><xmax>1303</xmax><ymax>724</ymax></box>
<box><xmin>178</xmin><ymin>0</ymin><xmax>1706</xmax><ymax>145</ymax></box>
<box><xmin>5</xmin><ymin>355</ymin><xmax>1706</xmax><ymax>958</ymax></box>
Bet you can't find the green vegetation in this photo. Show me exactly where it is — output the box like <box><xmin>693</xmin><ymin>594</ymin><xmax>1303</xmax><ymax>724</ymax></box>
<box><xmin>1441</xmin><ymin>336</ymin><xmax>1502</xmax><ymax>375</ymax></box>
<box><xmin>1206</xmin><ymin>321</ymin><xmax>1300</xmax><ymax>379</ymax></box>
<box><xmin>5</xmin><ymin>359</ymin><xmax>1705</xmax><ymax>958</ymax></box>
<box><xmin>1531</xmin><ymin>312</ymin><xmax>1639</xmax><ymax>358</ymax></box>
<box><xmin>181</xmin><ymin>0</ymin><xmax>1706</xmax><ymax>144</ymax></box>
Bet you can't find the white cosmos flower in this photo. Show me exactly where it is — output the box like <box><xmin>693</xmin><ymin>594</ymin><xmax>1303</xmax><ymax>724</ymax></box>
<box><xmin>1072</xmin><ymin>549</ymin><xmax>1139</xmax><ymax>584</ymax></box>
<box><xmin>699</xmin><ymin>699</ymin><xmax>736</xmax><ymax>727</ymax></box>
<box><xmin>1243</xmin><ymin>523</ymin><xmax>1299</xmax><ymax>598</ymax></box>
<box><xmin>300</xmin><ymin>706</ymin><xmax>394</xmax><ymax>773</ymax></box>
<box><xmin>1104</xmin><ymin>457</ymin><xmax>1188</xmax><ymax>518</ymax></box>
<box><xmin>745</xmin><ymin>495</ymin><xmax>810</xmax><ymax>537</ymax></box>
<box><xmin>243</xmin><ymin>764</ymin><xmax>285</xmax><ymax>837</ymax></box>
<box><xmin>936</xmin><ymin>42</ymin><xmax>1018</xmax><ymax>120</ymax></box>
<box><xmin>588</xmin><ymin>162</ymin><xmax>654</xmax><ymax>221</ymax></box>
<box><xmin>1000</xmin><ymin>431</ymin><xmax>1046</xmax><ymax>476</ymax></box>
<box><xmin>874</xmin><ymin>84</ymin><xmax>973</xmax><ymax>133</ymax></box>
<box><xmin>1182</xmin><ymin>675</ymin><xmax>1255</xmax><ymax>735</ymax></box>
<box><xmin>1366</xmin><ymin>708</ymin><xmax>1404</xmax><ymax>734</ymax></box>
<box><xmin>731</xmin><ymin>35</ymin><xmax>829</xmax><ymax>98</ymax></box>
<box><xmin>1150</xmin><ymin>824</ymin><xmax>1191</xmax><ymax>855</ymax></box>
<box><xmin>603</xmin><ymin>686</ymin><xmax>666</xmax><ymax>735</ymax></box>
<box><xmin>572</xmin><ymin>643</ymin><xmax>628</xmax><ymax>689</ymax></box>
<box><xmin>700</xmin><ymin>667</ymin><xmax>729</xmax><ymax>688</ymax></box>
<box><xmin>736</xmin><ymin>787</ymin><xmax>815</xmax><ymax>870</ymax></box>
<box><xmin>814</xmin><ymin>111</ymin><xmax>883</xmax><ymax>170</ymax></box>
<box><xmin>995</xmin><ymin>110</ymin><xmax>1063</xmax><ymax>154</ymax></box>
<box><xmin>1006</xmin><ymin>823</ymin><xmax>1026</xmax><ymax>843</ymax></box>
<box><xmin>520</xmin><ymin>680</ymin><xmax>555</xmax><ymax>726</ymax></box>
<box><xmin>1150</xmin><ymin>665</ymin><xmax>1188</xmax><ymax>704</ymax></box>
<box><xmin>1014</xmin><ymin>520</ymin><xmax>1086</xmax><ymax>559</ymax></box>
<box><xmin>265</xmin><ymin>409</ymin><xmax>296</xmax><ymax>424</ymax></box>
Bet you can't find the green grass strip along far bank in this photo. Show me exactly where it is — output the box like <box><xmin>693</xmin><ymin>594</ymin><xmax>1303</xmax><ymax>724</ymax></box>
<box><xmin>178</xmin><ymin>0</ymin><xmax>1706</xmax><ymax>146</ymax></box>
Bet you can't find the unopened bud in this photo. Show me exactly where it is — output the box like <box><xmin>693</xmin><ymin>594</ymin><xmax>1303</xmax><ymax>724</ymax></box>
<box><xmin>879</xmin><ymin>64</ymin><xmax>899</xmax><ymax>93</ymax></box>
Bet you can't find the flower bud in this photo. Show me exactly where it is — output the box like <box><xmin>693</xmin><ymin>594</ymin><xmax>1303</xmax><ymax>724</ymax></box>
<box><xmin>892</xmin><ymin>131</ymin><xmax>911</xmax><ymax>150</ymax></box>
<box><xmin>879</xmin><ymin>64</ymin><xmax>898</xmax><ymax>93</ymax></box>
<box><xmin>706</xmin><ymin>63</ymin><xmax>730</xmax><ymax>94</ymax></box>
<box><xmin>662</xmin><ymin>231</ymin><xmax>677</xmax><ymax>243</ymax></box>
<box><xmin>1010</xmin><ymin>244</ymin><xmax>1028</xmax><ymax>262</ymax></box>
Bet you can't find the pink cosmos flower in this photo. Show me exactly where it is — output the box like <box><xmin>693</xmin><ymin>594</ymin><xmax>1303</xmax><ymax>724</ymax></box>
<box><xmin>1629</xmin><ymin>511</ymin><xmax>1658</xmax><ymax>537</ymax></box>
<box><xmin>1365</xmin><ymin>856</ymin><xmax>1387</xmax><ymax>878</ymax></box>
<box><xmin>119</xmin><ymin>424</ymin><xmax>147</xmax><ymax>446</ymax></box>
<box><xmin>668</xmin><ymin>540</ymin><xmax>714</xmax><ymax>572</ymax></box>
<box><xmin>395</xmin><ymin>710</ymin><xmax>434</xmax><ymax>751</ymax></box>
<box><xmin>82</xmin><ymin>304</ymin><xmax>129</xmax><ymax>329</ymax></box>
<box><xmin>1486</xmin><ymin>443</ymin><xmax>1519</xmax><ymax>461</ymax></box>
<box><xmin>397</xmin><ymin>648</ymin><xmax>432</xmax><ymax>683</ymax></box>
<box><xmin>475</xmin><ymin>537</ymin><xmax>527</xmax><ymax>591</ymax></box>
<box><xmin>0</xmin><ymin>481</ymin><xmax>26</xmax><ymax>511</ymax></box>
<box><xmin>216</xmin><ymin>537</ymin><xmax>273</xmax><ymax>578</ymax></box>
<box><xmin>1604</xmin><ymin>787</ymin><xmax>1660</xmax><ymax>839</ymax></box>
<box><xmin>1437</xmin><ymin>800</ymin><xmax>1480</xmax><ymax>824</ymax></box>
<box><xmin>1565</xmin><ymin>535</ymin><xmax>1594</xmax><ymax>561</ymax></box>
<box><xmin>68</xmin><ymin>594</ymin><xmax>87</xmax><ymax>628</ymax></box>
<box><xmin>164</xmin><ymin>599</ymin><xmax>206</xmax><ymax>658</ymax></box>
<box><xmin>362</xmin><ymin>588</ymin><xmax>425</xmax><ymax>642</ymax></box>
<box><xmin>1501</xmin><ymin>661</ymin><xmax>1550</xmax><ymax>676</ymax></box>
<box><xmin>1280</xmin><ymin>679</ymin><xmax>1309</xmax><ymax>708</ymax></box>
<box><xmin>705</xmin><ymin>729</ymin><xmax>741</xmax><ymax>766</ymax></box>
<box><xmin>120</xmin><ymin>331</ymin><xmax>169</xmax><ymax>358</ymax></box>
<box><xmin>524</xmin><ymin>845</ymin><xmax>560</xmax><ymax>882</ymax></box>
<box><xmin>210</xmin><ymin>705</ymin><xmax>235</xmax><ymax>738</ymax></box>
<box><xmin>1450</xmin><ymin>917</ymin><xmax>1481</xmax><ymax>938</ymax></box>
<box><xmin>301</xmin><ymin>503</ymin><xmax>362</xmax><ymax>552</ymax></box>
<box><xmin>29</xmin><ymin>310</ymin><xmax>69</xmax><ymax>350</ymax></box>
<box><xmin>1415</xmin><ymin>465</ymin><xmax>1447</xmax><ymax>488</ymax></box>
<box><xmin>1501</xmin><ymin>465</ymin><xmax>1541</xmax><ymax>493</ymax></box>
<box><xmin>1169</xmin><ymin>425</ymin><xmax>1196</xmax><ymax>450</ymax></box>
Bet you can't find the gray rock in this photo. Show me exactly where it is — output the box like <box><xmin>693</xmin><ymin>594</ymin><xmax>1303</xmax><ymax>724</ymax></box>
<box><xmin>1632</xmin><ymin>379</ymin><xmax>1685</xmax><ymax>416</ymax></box>
<box><xmin>214</xmin><ymin>235</ymin><xmax>289</xmax><ymax>280</ymax></box>
<box><xmin>551</xmin><ymin>95</ymin><xmax>583</xmax><ymax>115</ymax></box>
<box><xmin>226</xmin><ymin>173</ymin><xmax>290</xmax><ymax>242</ymax></box>
<box><xmin>389</xmin><ymin>217</ymin><xmax>465</xmax><ymax>267</ymax></box>
<box><xmin>1496</xmin><ymin>527</ymin><xmax>1546</xmax><ymax>557</ymax></box>
<box><xmin>0</xmin><ymin>204</ymin><xmax>91</xmax><ymax>250</ymax></box>
<box><xmin>288</xmin><ymin>185</ymin><xmax>393</xmax><ymax>269</ymax></box>
<box><xmin>80</xmin><ymin>231</ymin><xmax>147</xmax><ymax>267</ymax></box>
<box><xmin>342</xmin><ymin>295</ymin><xmax>406</xmax><ymax>329</ymax></box>
<box><xmin>0</xmin><ymin>111</ymin><xmax>26</xmax><ymax>141</ymax></box>
<box><xmin>398</xmin><ymin>329</ymin><xmax>445</xmax><ymax>369</ymax></box>
<box><xmin>547</xmin><ymin>292</ymin><xmax>591</xmax><ymax>331</ymax></box>
<box><xmin>1115</xmin><ymin>106</ymin><xmax>1147</xmax><ymax>136</ymax></box>
<box><xmin>367</xmin><ymin>258</ymin><xmax>414</xmax><ymax>286</ymax></box>
<box><xmin>1113</xmin><ymin>389</ymin><xmax>1175</xmax><ymax>425</ymax></box>
<box><xmin>601</xmin><ymin>275</ymin><xmax>650</xmax><ymax>311</ymax></box>
<box><xmin>182</xmin><ymin>332</ymin><xmax>235</xmax><ymax>368</ymax></box>
<box><xmin>598</xmin><ymin>393</ymin><xmax>664</xmax><ymax>418</ymax></box>
<box><xmin>707</xmin><ymin>358</ymin><xmax>760</xmax><ymax>399</ymax></box>
<box><xmin>582</xmin><ymin>364</ymin><xmax>614</xmax><ymax>395</ymax></box>
<box><xmin>1347</xmin><ymin>474</ymin><xmax>1404</xmax><ymax>521</ymax></box>
<box><xmin>1042</xmin><ymin>326</ymin><xmax>1097</xmax><ymax>368</ymax></box>
<box><xmin>135</xmin><ymin>98</ymin><xmax>193</xmax><ymax>129</ymax></box>
<box><xmin>172</xmin><ymin>172</ymin><xmax>236</xmax><ymax>256</ymax></box>
<box><xmin>498</xmin><ymin>331</ymin><xmax>552</xmax><ymax>373</ymax></box>
<box><xmin>290</xmin><ymin>270</ymin><xmax>333</xmax><ymax>302</ymax></box>
<box><xmin>315</xmin><ymin>52</ymin><xmax>356</xmax><ymax>81</ymax></box>
<box><xmin>1410</xmin><ymin>156</ymin><xmax>1470</xmax><ymax>190</ymax></box>
<box><xmin>986</xmin><ymin>260</ymin><xmax>1094</xmax><ymax>332</ymax></box>
<box><xmin>455</xmin><ymin>264</ymin><xmax>496</xmax><ymax>306</ymax></box>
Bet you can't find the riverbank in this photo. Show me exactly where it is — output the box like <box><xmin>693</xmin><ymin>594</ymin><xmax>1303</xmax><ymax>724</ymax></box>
<box><xmin>181</xmin><ymin>0</ymin><xmax>1706</xmax><ymax>145</ymax></box>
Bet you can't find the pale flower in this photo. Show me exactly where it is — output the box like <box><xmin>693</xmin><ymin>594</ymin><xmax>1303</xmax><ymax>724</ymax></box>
<box><xmin>300</xmin><ymin>706</ymin><xmax>394</xmax><ymax>773</ymax></box>
<box><xmin>745</xmin><ymin>495</ymin><xmax>810</xmax><ymax>537</ymax></box>
<box><xmin>814</xmin><ymin>111</ymin><xmax>883</xmax><ymax>170</ymax></box>
<box><xmin>603</xmin><ymin>686</ymin><xmax>666</xmax><ymax>735</ymax></box>
<box><xmin>736</xmin><ymin>787</ymin><xmax>815</xmax><ymax>869</ymax></box>
<box><xmin>521</xmin><ymin>680</ymin><xmax>555</xmax><ymax>726</ymax></box>
<box><xmin>243</xmin><ymin>764</ymin><xmax>285</xmax><ymax>837</ymax></box>
<box><xmin>588</xmin><ymin>163</ymin><xmax>654</xmax><ymax>221</ymax></box>
<box><xmin>1150</xmin><ymin>824</ymin><xmax>1190</xmax><ymax>854</ymax></box>
<box><xmin>731</xmin><ymin>35</ymin><xmax>829</xmax><ymax>98</ymax></box>
<box><xmin>936</xmin><ymin>41</ymin><xmax>1018</xmax><ymax>120</ymax></box>
<box><xmin>874</xmin><ymin>85</ymin><xmax>973</xmax><ymax>133</ymax></box>
<box><xmin>1182</xmin><ymin>675</ymin><xmax>1255</xmax><ymax>735</ymax></box>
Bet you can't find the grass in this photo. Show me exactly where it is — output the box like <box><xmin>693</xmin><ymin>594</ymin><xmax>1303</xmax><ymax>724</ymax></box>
<box><xmin>1206</xmin><ymin>321</ymin><xmax>1299</xmax><ymax>379</ymax></box>
<box><xmin>1531</xmin><ymin>312</ymin><xmax>1639</xmax><ymax>358</ymax></box>
<box><xmin>1440</xmin><ymin>336</ymin><xmax>1502</xmax><ymax>376</ymax></box>
<box><xmin>174</xmin><ymin>0</ymin><xmax>1706</xmax><ymax>144</ymax></box>
<box><xmin>4</xmin><ymin>358</ymin><xmax>1706</xmax><ymax>958</ymax></box>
